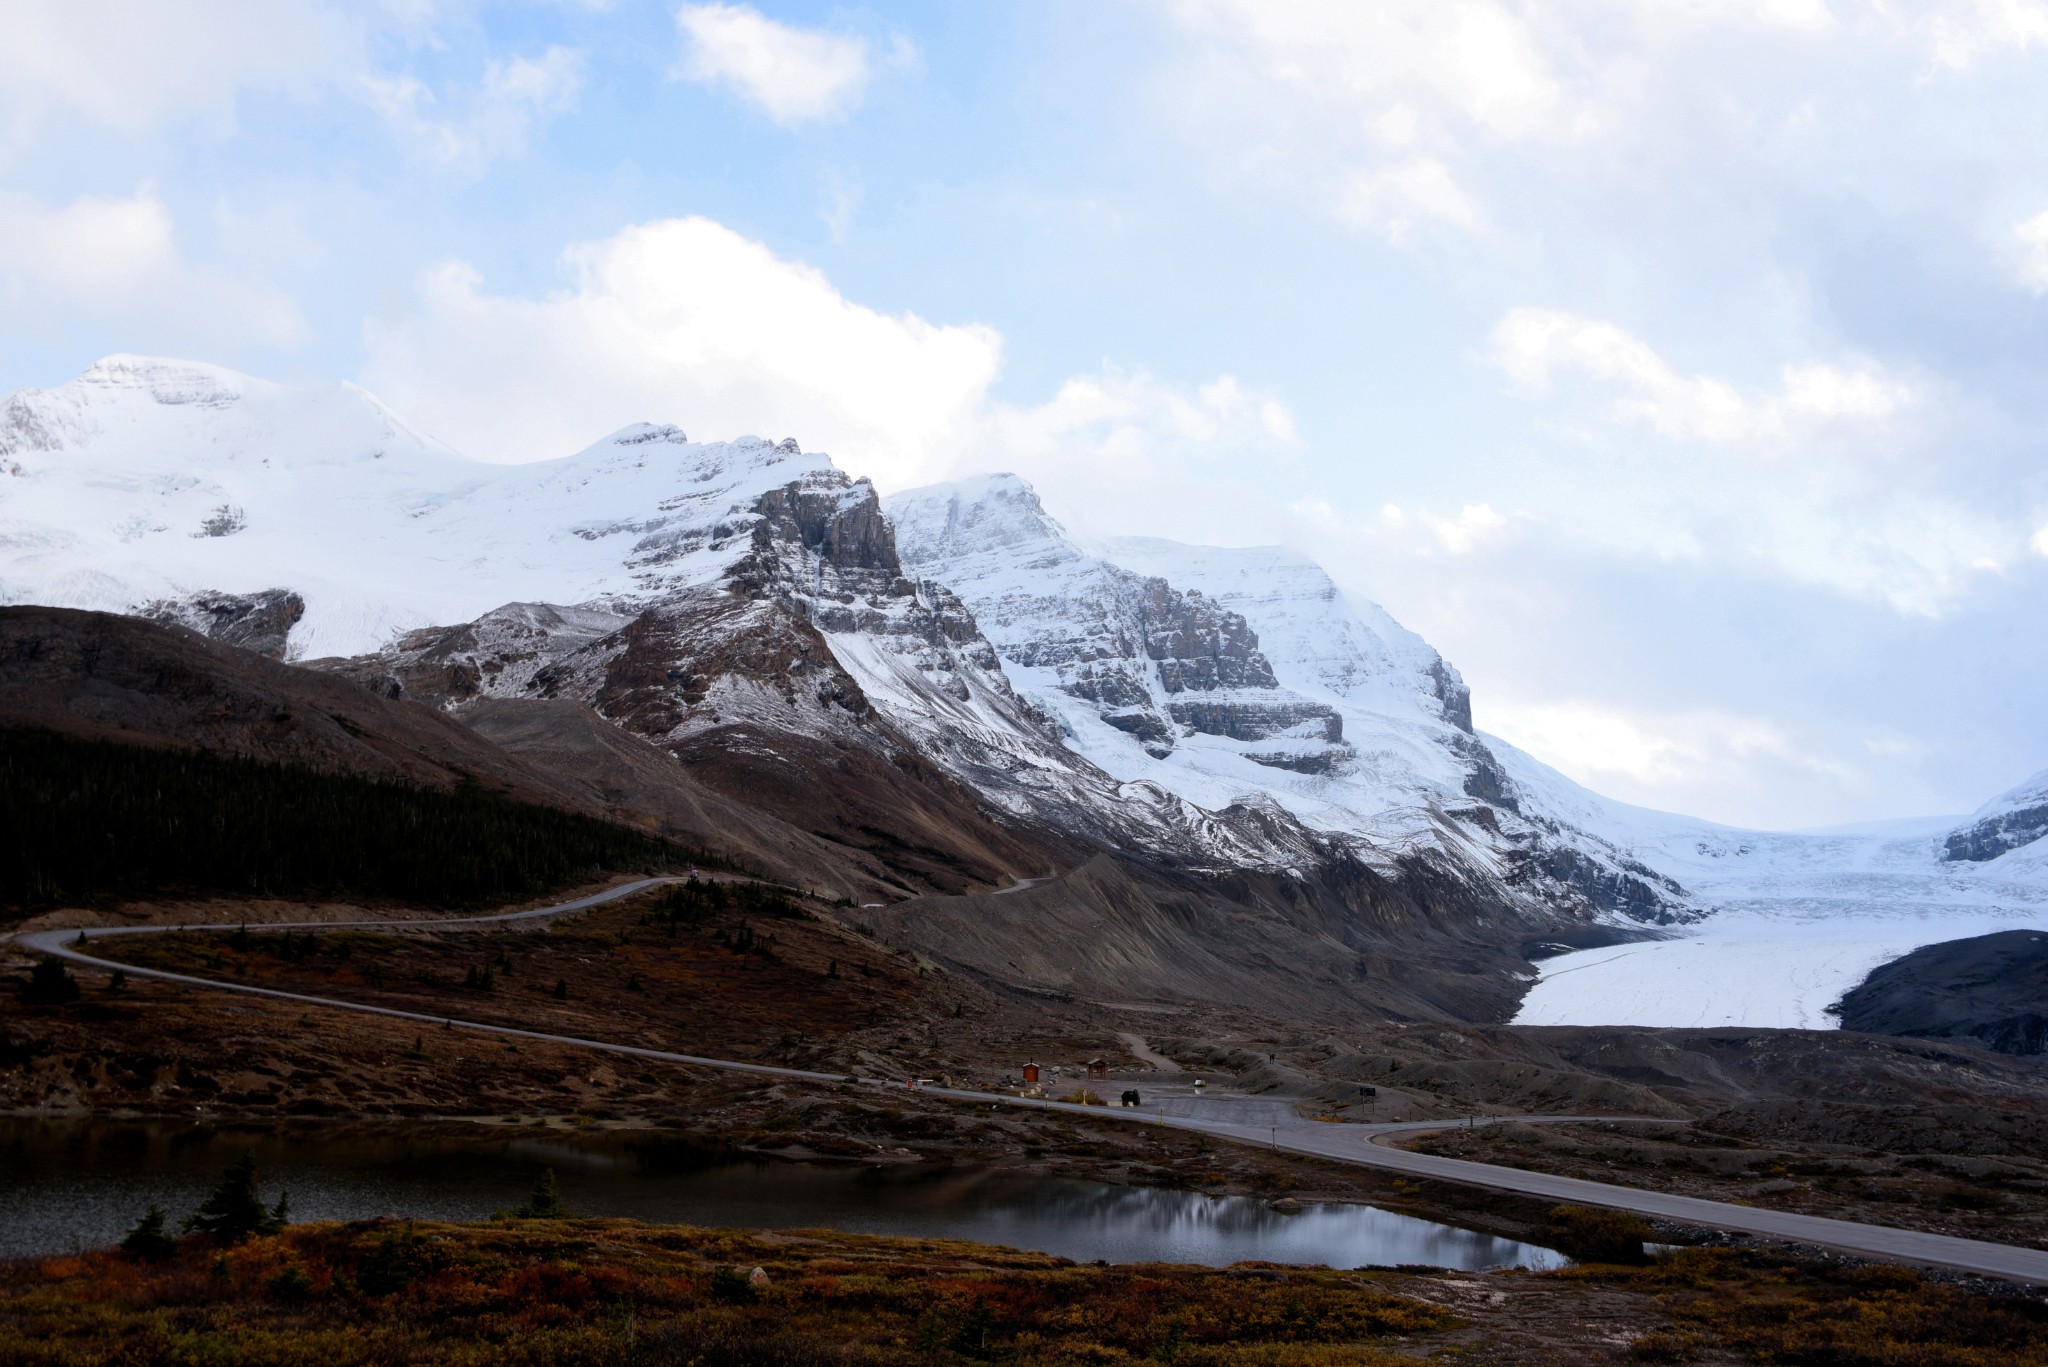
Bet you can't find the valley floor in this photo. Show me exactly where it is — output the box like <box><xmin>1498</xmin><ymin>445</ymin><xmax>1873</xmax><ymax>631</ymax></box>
<box><xmin>11</xmin><ymin>877</ymin><xmax>2048</xmax><ymax>1301</ymax></box>
<box><xmin>9</xmin><ymin>1215</ymin><xmax>2048</xmax><ymax>1366</ymax></box>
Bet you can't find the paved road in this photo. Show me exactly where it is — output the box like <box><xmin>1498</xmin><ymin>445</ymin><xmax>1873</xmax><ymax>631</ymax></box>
<box><xmin>19</xmin><ymin>882</ymin><xmax>2048</xmax><ymax>1284</ymax></box>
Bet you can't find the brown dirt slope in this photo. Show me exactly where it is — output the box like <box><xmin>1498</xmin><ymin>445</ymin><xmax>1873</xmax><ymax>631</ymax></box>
<box><xmin>0</xmin><ymin>607</ymin><xmax>985</xmax><ymax>901</ymax></box>
<box><xmin>0</xmin><ymin>606</ymin><xmax>575</xmax><ymax>802</ymax></box>
<box><xmin>459</xmin><ymin>698</ymin><xmax>916</xmax><ymax>904</ymax></box>
<box><xmin>862</xmin><ymin>853</ymin><xmax>1546</xmax><ymax>1024</ymax></box>
<box><xmin>582</xmin><ymin>596</ymin><xmax>1065</xmax><ymax>896</ymax></box>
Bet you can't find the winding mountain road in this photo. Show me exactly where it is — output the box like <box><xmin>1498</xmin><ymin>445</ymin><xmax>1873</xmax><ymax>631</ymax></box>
<box><xmin>18</xmin><ymin>877</ymin><xmax>2048</xmax><ymax>1285</ymax></box>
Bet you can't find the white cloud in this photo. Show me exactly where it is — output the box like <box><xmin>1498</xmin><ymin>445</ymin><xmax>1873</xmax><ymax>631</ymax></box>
<box><xmin>2032</xmin><ymin>525</ymin><xmax>2048</xmax><ymax>556</ymax></box>
<box><xmin>1337</xmin><ymin>158</ymin><xmax>1481</xmax><ymax>241</ymax></box>
<box><xmin>1419</xmin><ymin>504</ymin><xmax>1509</xmax><ymax>554</ymax></box>
<box><xmin>976</xmin><ymin>367</ymin><xmax>1301</xmax><ymax>541</ymax></box>
<box><xmin>361</xmin><ymin>216</ymin><xmax>1002</xmax><ymax>481</ymax></box>
<box><xmin>819</xmin><ymin>169</ymin><xmax>862</xmax><ymax>243</ymax></box>
<box><xmin>359</xmin><ymin>214</ymin><xmax>1301</xmax><ymax>548</ymax></box>
<box><xmin>0</xmin><ymin>0</ymin><xmax>351</xmax><ymax>153</ymax></box>
<box><xmin>675</xmin><ymin>3</ymin><xmax>903</xmax><ymax>126</ymax></box>
<box><xmin>1164</xmin><ymin>1</ymin><xmax>1567</xmax><ymax>142</ymax></box>
<box><xmin>1489</xmin><ymin>307</ymin><xmax>1912</xmax><ymax>443</ymax></box>
<box><xmin>0</xmin><ymin>186</ymin><xmax>305</xmax><ymax>348</ymax></box>
<box><xmin>1149</xmin><ymin>0</ymin><xmax>1565</xmax><ymax>242</ymax></box>
<box><xmin>1464</xmin><ymin>306</ymin><xmax>2022</xmax><ymax>617</ymax></box>
<box><xmin>365</xmin><ymin>45</ymin><xmax>585</xmax><ymax>171</ymax></box>
<box><xmin>0</xmin><ymin>2</ymin><xmax>589</xmax><ymax>169</ymax></box>
<box><xmin>1485</xmin><ymin>698</ymin><xmax>1841</xmax><ymax>788</ymax></box>
<box><xmin>1145</xmin><ymin>0</ymin><xmax>2043</xmax><ymax>258</ymax></box>
<box><xmin>1653</xmin><ymin>0</ymin><xmax>1833</xmax><ymax>30</ymax></box>
<box><xmin>1926</xmin><ymin>0</ymin><xmax>2048</xmax><ymax>70</ymax></box>
<box><xmin>2012</xmin><ymin>207</ymin><xmax>2048</xmax><ymax>293</ymax></box>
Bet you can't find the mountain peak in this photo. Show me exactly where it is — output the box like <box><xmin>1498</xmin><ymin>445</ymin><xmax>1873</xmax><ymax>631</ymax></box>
<box><xmin>74</xmin><ymin>355</ymin><xmax>254</xmax><ymax>407</ymax></box>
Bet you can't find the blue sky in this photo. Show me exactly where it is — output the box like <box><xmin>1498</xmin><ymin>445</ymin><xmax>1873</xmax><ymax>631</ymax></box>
<box><xmin>6</xmin><ymin>0</ymin><xmax>2048</xmax><ymax>830</ymax></box>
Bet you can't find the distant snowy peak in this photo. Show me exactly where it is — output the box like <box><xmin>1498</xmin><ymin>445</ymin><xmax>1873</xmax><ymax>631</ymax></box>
<box><xmin>0</xmin><ymin>355</ymin><xmax>849</xmax><ymax>656</ymax></box>
<box><xmin>1100</xmin><ymin>536</ymin><xmax>1475</xmax><ymax>736</ymax></box>
<box><xmin>887</xmin><ymin>473</ymin><xmax>1346</xmax><ymax>769</ymax></box>
<box><xmin>1</xmin><ymin>354</ymin><xmax>454</xmax><ymax>467</ymax></box>
<box><xmin>1945</xmin><ymin>769</ymin><xmax>2048</xmax><ymax>862</ymax></box>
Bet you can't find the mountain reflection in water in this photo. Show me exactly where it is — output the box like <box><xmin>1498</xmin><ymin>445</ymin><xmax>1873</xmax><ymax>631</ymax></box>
<box><xmin>0</xmin><ymin>1117</ymin><xmax>1564</xmax><ymax>1271</ymax></box>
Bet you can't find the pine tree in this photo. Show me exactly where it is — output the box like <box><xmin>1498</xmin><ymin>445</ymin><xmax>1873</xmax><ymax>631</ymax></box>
<box><xmin>20</xmin><ymin>957</ymin><xmax>79</xmax><ymax>1005</ymax></box>
<box><xmin>182</xmin><ymin>1153</ymin><xmax>285</xmax><ymax>1242</ymax></box>
<box><xmin>119</xmin><ymin>1204</ymin><xmax>177</xmax><ymax>1261</ymax></box>
<box><xmin>516</xmin><ymin>1167</ymin><xmax>568</xmax><ymax>1218</ymax></box>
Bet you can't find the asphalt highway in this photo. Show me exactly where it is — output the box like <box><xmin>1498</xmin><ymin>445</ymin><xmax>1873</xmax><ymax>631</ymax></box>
<box><xmin>19</xmin><ymin>878</ymin><xmax>2048</xmax><ymax>1284</ymax></box>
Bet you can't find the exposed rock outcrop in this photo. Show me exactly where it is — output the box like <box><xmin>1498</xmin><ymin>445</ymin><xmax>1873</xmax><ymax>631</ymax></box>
<box><xmin>1945</xmin><ymin>771</ymin><xmax>2048</xmax><ymax>862</ymax></box>
<box><xmin>1836</xmin><ymin>930</ymin><xmax>2048</xmax><ymax>1055</ymax></box>
<box><xmin>137</xmin><ymin>589</ymin><xmax>305</xmax><ymax>661</ymax></box>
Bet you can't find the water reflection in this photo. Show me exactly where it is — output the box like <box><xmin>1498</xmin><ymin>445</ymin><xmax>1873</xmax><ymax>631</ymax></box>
<box><xmin>0</xmin><ymin>1117</ymin><xmax>1563</xmax><ymax>1272</ymax></box>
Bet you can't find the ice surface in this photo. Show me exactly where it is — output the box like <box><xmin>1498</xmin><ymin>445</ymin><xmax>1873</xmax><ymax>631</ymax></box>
<box><xmin>1495</xmin><ymin>738</ymin><xmax>2048</xmax><ymax>1026</ymax></box>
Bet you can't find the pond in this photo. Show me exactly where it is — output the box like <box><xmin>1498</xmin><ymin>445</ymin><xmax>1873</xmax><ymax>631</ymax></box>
<box><xmin>0</xmin><ymin>1117</ymin><xmax>1566</xmax><ymax>1272</ymax></box>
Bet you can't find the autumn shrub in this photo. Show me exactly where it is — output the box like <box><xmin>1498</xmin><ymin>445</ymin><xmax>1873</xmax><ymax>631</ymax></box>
<box><xmin>267</xmin><ymin>1265</ymin><xmax>315</xmax><ymax>1302</ymax></box>
<box><xmin>624</xmin><ymin>1318</ymin><xmax>855</xmax><ymax>1366</ymax></box>
<box><xmin>1544</xmin><ymin>1204</ymin><xmax>1653</xmax><ymax>1265</ymax></box>
<box><xmin>0</xmin><ymin>1218</ymin><xmax>1462</xmax><ymax>1367</ymax></box>
<box><xmin>709</xmin><ymin>1265</ymin><xmax>757</xmax><ymax>1305</ymax></box>
<box><xmin>353</xmin><ymin>1226</ymin><xmax>423</xmax><ymax>1296</ymax></box>
<box><xmin>1592</xmin><ymin>1248</ymin><xmax>2048</xmax><ymax>1367</ymax></box>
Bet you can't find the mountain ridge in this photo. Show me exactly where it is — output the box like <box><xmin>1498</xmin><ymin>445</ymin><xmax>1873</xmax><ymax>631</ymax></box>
<box><xmin>9</xmin><ymin>354</ymin><xmax>2048</xmax><ymax>1028</ymax></box>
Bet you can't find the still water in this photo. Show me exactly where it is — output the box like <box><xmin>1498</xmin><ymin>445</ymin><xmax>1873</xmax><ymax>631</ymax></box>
<box><xmin>0</xmin><ymin>1118</ymin><xmax>1565</xmax><ymax>1272</ymax></box>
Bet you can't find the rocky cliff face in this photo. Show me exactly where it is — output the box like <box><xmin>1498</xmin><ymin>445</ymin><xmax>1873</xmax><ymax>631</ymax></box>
<box><xmin>1944</xmin><ymin>770</ymin><xmax>2048</xmax><ymax>863</ymax></box>
<box><xmin>138</xmin><ymin>589</ymin><xmax>305</xmax><ymax>661</ymax></box>
<box><xmin>885</xmin><ymin>474</ymin><xmax>1352</xmax><ymax>773</ymax></box>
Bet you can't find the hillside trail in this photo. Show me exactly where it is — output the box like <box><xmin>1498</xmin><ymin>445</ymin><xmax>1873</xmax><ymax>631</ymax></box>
<box><xmin>1117</xmin><ymin>1032</ymin><xmax>1182</xmax><ymax>1073</ymax></box>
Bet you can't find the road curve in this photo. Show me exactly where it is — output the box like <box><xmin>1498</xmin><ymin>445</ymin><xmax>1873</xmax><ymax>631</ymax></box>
<box><xmin>18</xmin><ymin>884</ymin><xmax>2048</xmax><ymax>1285</ymax></box>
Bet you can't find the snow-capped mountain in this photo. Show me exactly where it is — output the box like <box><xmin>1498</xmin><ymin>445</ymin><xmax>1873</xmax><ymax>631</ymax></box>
<box><xmin>886</xmin><ymin>473</ymin><xmax>1678</xmax><ymax>914</ymax></box>
<box><xmin>0</xmin><ymin>357</ymin><xmax>1371</xmax><ymax>883</ymax></box>
<box><xmin>11</xmin><ymin>354</ymin><xmax>2048</xmax><ymax>1028</ymax></box>
<box><xmin>2</xmin><ymin>356</ymin><xmax>475</xmax><ymax>657</ymax></box>
<box><xmin>1945</xmin><ymin>768</ymin><xmax>2048</xmax><ymax>863</ymax></box>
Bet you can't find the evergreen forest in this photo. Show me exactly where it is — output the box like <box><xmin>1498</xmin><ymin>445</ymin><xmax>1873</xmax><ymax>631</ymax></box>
<box><xmin>1</xmin><ymin>728</ymin><xmax>703</xmax><ymax>912</ymax></box>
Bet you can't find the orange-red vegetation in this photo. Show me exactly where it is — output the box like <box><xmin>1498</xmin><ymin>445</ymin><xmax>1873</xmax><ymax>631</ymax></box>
<box><xmin>0</xmin><ymin>1219</ymin><xmax>1443</xmax><ymax>1367</ymax></box>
